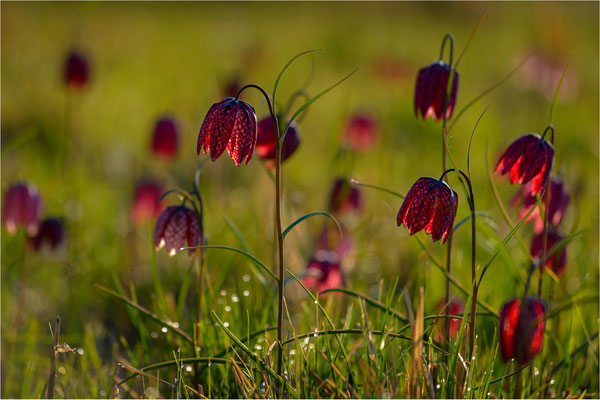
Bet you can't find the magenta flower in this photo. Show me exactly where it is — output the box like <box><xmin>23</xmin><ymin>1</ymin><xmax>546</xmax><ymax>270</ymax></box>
<box><xmin>154</xmin><ymin>206</ymin><xmax>201</xmax><ymax>256</ymax></box>
<box><xmin>197</xmin><ymin>97</ymin><xmax>258</xmax><ymax>166</ymax></box>
<box><xmin>495</xmin><ymin>134</ymin><xmax>554</xmax><ymax>195</ymax></box>
<box><xmin>414</xmin><ymin>61</ymin><xmax>459</xmax><ymax>121</ymax></box>
<box><xmin>64</xmin><ymin>50</ymin><xmax>89</xmax><ymax>89</ymax></box>
<box><xmin>2</xmin><ymin>183</ymin><xmax>43</xmax><ymax>235</ymax></box>
<box><xmin>27</xmin><ymin>218</ymin><xmax>65</xmax><ymax>252</ymax></box>
<box><xmin>342</xmin><ymin>112</ymin><xmax>378</xmax><ymax>151</ymax></box>
<box><xmin>397</xmin><ymin>177</ymin><xmax>458</xmax><ymax>244</ymax></box>
<box><xmin>499</xmin><ymin>297</ymin><xmax>545</xmax><ymax>364</ymax></box>
<box><xmin>530</xmin><ymin>230</ymin><xmax>567</xmax><ymax>276</ymax></box>
<box><xmin>511</xmin><ymin>177</ymin><xmax>569</xmax><ymax>233</ymax></box>
<box><xmin>131</xmin><ymin>181</ymin><xmax>163</xmax><ymax>224</ymax></box>
<box><xmin>152</xmin><ymin>118</ymin><xmax>179</xmax><ymax>161</ymax></box>
<box><xmin>255</xmin><ymin>114</ymin><xmax>300</xmax><ymax>168</ymax></box>
<box><xmin>302</xmin><ymin>254</ymin><xmax>345</xmax><ymax>294</ymax></box>
<box><xmin>329</xmin><ymin>178</ymin><xmax>362</xmax><ymax>215</ymax></box>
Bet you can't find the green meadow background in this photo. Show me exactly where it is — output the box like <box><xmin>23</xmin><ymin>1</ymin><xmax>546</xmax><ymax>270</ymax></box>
<box><xmin>1</xmin><ymin>2</ymin><xmax>598</xmax><ymax>398</ymax></box>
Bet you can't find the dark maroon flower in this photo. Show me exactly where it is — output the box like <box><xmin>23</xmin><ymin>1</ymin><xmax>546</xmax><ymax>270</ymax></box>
<box><xmin>499</xmin><ymin>297</ymin><xmax>545</xmax><ymax>364</ymax></box>
<box><xmin>414</xmin><ymin>61</ymin><xmax>459</xmax><ymax>121</ymax></box>
<box><xmin>131</xmin><ymin>181</ymin><xmax>163</xmax><ymax>224</ymax></box>
<box><xmin>197</xmin><ymin>97</ymin><xmax>258</xmax><ymax>166</ymax></box>
<box><xmin>530</xmin><ymin>230</ymin><xmax>567</xmax><ymax>276</ymax></box>
<box><xmin>27</xmin><ymin>218</ymin><xmax>65</xmax><ymax>251</ymax></box>
<box><xmin>329</xmin><ymin>178</ymin><xmax>362</xmax><ymax>215</ymax></box>
<box><xmin>434</xmin><ymin>299</ymin><xmax>465</xmax><ymax>342</ymax></box>
<box><xmin>152</xmin><ymin>118</ymin><xmax>179</xmax><ymax>161</ymax></box>
<box><xmin>511</xmin><ymin>177</ymin><xmax>569</xmax><ymax>233</ymax></box>
<box><xmin>302</xmin><ymin>254</ymin><xmax>345</xmax><ymax>294</ymax></box>
<box><xmin>255</xmin><ymin>114</ymin><xmax>300</xmax><ymax>168</ymax></box>
<box><xmin>64</xmin><ymin>51</ymin><xmax>89</xmax><ymax>89</ymax></box>
<box><xmin>397</xmin><ymin>177</ymin><xmax>458</xmax><ymax>244</ymax></box>
<box><xmin>154</xmin><ymin>206</ymin><xmax>201</xmax><ymax>256</ymax></box>
<box><xmin>495</xmin><ymin>134</ymin><xmax>554</xmax><ymax>195</ymax></box>
<box><xmin>2</xmin><ymin>183</ymin><xmax>43</xmax><ymax>235</ymax></box>
<box><xmin>342</xmin><ymin>112</ymin><xmax>378</xmax><ymax>151</ymax></box>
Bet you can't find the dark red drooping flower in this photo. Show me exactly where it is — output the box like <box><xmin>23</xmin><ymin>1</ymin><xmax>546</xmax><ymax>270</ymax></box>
<box><xmin>499</xmin><ymin>297</ymin><xmax>545</xmax><ymax>364</ymax></box>
<box><xmin>397</xmin><ymin>177</ymin><xmax>458</xmax><ymax>244</ymax></box>
<box><xmin>342</xmin><ymin>112</ymin><xmax>378</xmax><ymax>151</ymax></box>
<box><xmin>2</xmin><ymin>183</ymin><xmax>43</xmax><ymax>236</ymax></box>
<box><xmin>152</xmin><ymin>118</ymin><xmax>179</xmax><ymax>161</ymax></box>
<box><xmin>530</xmin><ymin>230</ymin><xmax>567</xmax><ymax>276</ymax></box>
<box><xmin>197</xmin><ymin>97</ymin><xmax>258</xmax><ymax>166</ymax></box>
<box><xmin>434</xmin><ymin>299</ymin><xmax>465</xmax><ymax>342</ymax></box>
<box><xmin>302</xmin><ymin>254</ymin><xmax>345</xmax><ymax>294</ymax></box>
<box><xmin>495</xmin><ymin>134</ymin><xmax>554</xmax><ymax>195</ymax></box>
<box><xmin>329</xmin><ymin>178</ymin><xmax>362</xmax><ymax>215</ymax></box>
<box><xmin>255</xmin><ymin>114</ymin><xmax>300</xmax><ymax>168</ymax></box>
<box><xmin>64</xmin><ymin>51</ymin><xmax>89</xmax><ymax>89</ymax></box>
<box><xmin>27</xmin><ymin>218</ymin><xmax>65</xmax><ymax>252</ymax></box>
<box><xmin>154</xmin><ymin>206</ymin><xmax>201</xmax><ymax>256</ymax></box>
<box><xmin>414</xmin><ymin>61</ymin><xmax>459</xmax><ymax>121</ymax></box>
<box><xmin>511</xmin><ymin>177</ymin><xmax>569</xmax><ymax>233</ymax></box>
<box><xmin>131</xmin><ymin>181</ymin><xmax>163</xmax><ymax>224</ymax></box>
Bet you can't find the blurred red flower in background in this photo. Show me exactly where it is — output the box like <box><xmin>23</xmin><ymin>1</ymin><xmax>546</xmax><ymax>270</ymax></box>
<box><xmin>303</xmin><ymin>253</ymin><xmax>345</xmax><ymax>294</ymax></box>
<box><xmin>2</xmin><ymin>183</ymin><xmax>43</xmax><ymax>236</ymax></box>
<box><xmin>27</xmin><ymin>218</ymin><xmax>65</xmax><ymax>252</ymax></box>
<box><xmin>342</xmin><ymin>112</ymin><xmax>378</xmax><ymax>152</ymax></box>
<box><xmin>499</xmin><ymin>297</ymin><xmax>545</xmax><ymax>364</ymax></box>
<box><xmin>64</xmin><ymin>50</ymin><xmax>90</xmax><ymax>89</ymax></box>
<box><xmin>530</xmin><ymin>230</ymin><xmax>567</xmax><ymax>276</ymax></box>
<box><xmin>151</xmin><ymin>117</ymin><xmax>179</xmax><ymax>161</ymax></box>
<box><xmin>511</xmin><ymin>177</ymin><xmax>569</xmax><ymax>233</ymax></box>
<box><xmin>329</xmin><ymin>178</ymin><xmax>362</xmax><ymax>215</ymax></box>
<box><xmin>131</xmin><ymin>181</ymin><xmax>163</xmax><ymax>224</ymax></box>
<box><xmin>255</xmin><ymin>115</ymin><xmax>300</xmax><ymax>168</ymax></box>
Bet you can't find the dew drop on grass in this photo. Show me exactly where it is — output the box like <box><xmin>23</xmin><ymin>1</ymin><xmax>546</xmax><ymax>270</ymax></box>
<box><xmin>254</xmin><ymin>344</ymin><xmax>262</xmax><ymax>350</ymax></box>
<box><xmin>217</xmin><ymin>298</ymin><xmax>224</xmax><ymax>305</ymax></box>
<box><xmin>161</xmin><ymin>327</ymin><xmax>168</xmax><ymax>333</ymax></box>
<box><xmin>220</xmin><ymin>290</ymin><xmax>227</xmax><ymax>296</ymax></box>
<box><xmin>231</xmin><ymin>295</ymin><xmax>239</xmax><ymax>303</ymax></box>
<box><xmin>314</xmin><ymin>300</ymin><xmax>318</xmax><ymax>304</ymax></box>
<box><xmin>436</xmin><ymin>384</ymin><xmax>440</xmax><ymax>389</ymax></box>
<box><xmin>151</xmin><ymin>331</ymin><xmax>159</xmax><ymax>339</ymax></box>
<box><xmin>185</xmin><ymin>365</ymin><xmax>193</xmax><ymax>372</ymax></box>
<box><xmin>487</xmin><ymin>392</ymin><xmax>491</xmax><ymax>396</ymax></box>
<box><xmin>99</xmin><ymin>390</ymin><xmax>107</xmax><ymax>397</ymax></box>
<box><xmin>290</xmin><ymin>350</ymin><xmax>296</xmax><ymax>355</ymax></box>
<box><xmin>550</xmin><ymin>379</ymin><xmax>555</xmax><ymax>385</ymax></box>
<box><xmin>58</xmin><ymin>367</ymin><xmax>66</xmax><ymax>375</ymax></box>
<box><xmin>243</xmin><ymin>274</ymin><xmax>251</xmax><ymax>282</ymax></box>
<box><xmin>172</xmin><ymin>322</ymin><xmax>180</xmax><ymax>328</ymax></box>
<box><xmin>224</xmin><ymin>322</ymin><xmax>230</xmax><ymax>327</ymax></box>
<box><xmin>77</xmin><ymin>348</ymin><xmax>84</xmax><ymax>355</ymax></box>
<box><xmin>534</xmin><ymin>368</ymin><xmax>539</xmax><ymax>376</ymax></box>
<box><xmin>243</xmin><ymin>290</ymin><xmax>250</xmax><ymax>297</ymax></box>
<box><xmin>225</xmin><ymin>306</ymin><xmax>232</xmax><ymax>312</ymax></box>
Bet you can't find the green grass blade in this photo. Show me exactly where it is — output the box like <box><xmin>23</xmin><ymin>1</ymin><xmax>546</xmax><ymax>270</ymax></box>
<box><xmin>272</xmin><ymin>49</ymin><xmax>323</xmax><ymax>113</ymax></box>
<box><xmin>282</xmin><ymin>211</ymin><xmax>341</xmax><ymax>241</ymax></box>
<box><xmin>319</xmin><ymin>288</ymin><xmax>407</xmax><ymax>323</ymax></box>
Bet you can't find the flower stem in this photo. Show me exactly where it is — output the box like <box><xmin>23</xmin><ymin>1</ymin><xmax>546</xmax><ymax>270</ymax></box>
<box><xmin>47</xmin><ymin>316</ymin><xmax>61</xmax><ymax>399</ymax></box>
<box><xmin>538</xmin><ymin>183</ymin><xmax>550</xmax><ymax>297</ymax></box>
<box><xmin>275</xmin><ymin>128</ymin><xmax>285</xmax><ymax>393</ymax></box>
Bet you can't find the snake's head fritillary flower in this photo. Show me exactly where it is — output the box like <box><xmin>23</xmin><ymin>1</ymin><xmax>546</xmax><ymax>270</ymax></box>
<box><xmin>197</xmin><ymin>97</ymin><xmax>258</xmax><ymax>166</ymax></box>
<box><xmin>64</xmin><ymin>51</ymin><xmax>89</xmax><ymax>89</ymax></box>
<box><xmin>495</xmin><ymin>134</ymin><xmax>554</xmax><ymax>195</ymax></box>
<box><xmin>499</xmin><ymin>297</ymin><xmax>545</xmax><ymax>365</ymax></box>
<box><xmin>511</xmin><ymin>177</ymin><xmax>569</xmax><ymax>233</ymax></box>
<box><xmin>434</xmin><ymin>299</ymin><xmax>465</xmax><ymax>342</ymax></box>
<box><xmin>397</xmin><ymin>177</ymin><xmax>458</xmax><ymax>244</ymax></box>
<box><xmin>329</xmin><ymin>178</ymin><xmax>362</xmax><ymax>215</ymax></box>
<box><xmin>154</xmin><ymin>206</ymin><xmax>201</xmax><ymax>256</ymax></box>
<box><xmin>342</xmin><ymin>112</ymin><xmax>378</xmax><ymax>151</ymax></box>
<box><xmin>414</xmin><ymin>61</ymin><xmax>459</xmax><ymax>122</ymax></box>
<box><xmin>27</xmin><ymin>218</ymin><xmax>65</xmax><ymax>252</ymax></box>
<box><xmin>152</xmin><ymin>118</ymin><xmax>179</xmax><ymax>161</ymax></box>
<box><xmin>530</xmin><ymin>230</ymin><xmax>567</xmax><ymax>276</ymax></box>
<box><xmin>131</xmin><ymin>181</ymin><xmax>163</xmax><ymax>224</ymax></box>
<box><xmin>255</xmin><ymin>114</ymin><xmax>300</xmax><ymax>168</ymax></box>
<box><xmin>302</xmin><ymin>253</ymin><xmax>345</xmax><ymax>294</ymax></box>
<box><xmin>2</xmin><ymin>183</ymin><xmax>43</xmax><ymax>236</ymax></box>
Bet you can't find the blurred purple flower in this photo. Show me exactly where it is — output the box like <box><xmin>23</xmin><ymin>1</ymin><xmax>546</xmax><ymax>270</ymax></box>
<box><xmin>64</xmin><ymin>50</ymin><xmax>90</xmax><ymax>89</ymax></box>
<box><xmin>414</xmin><ymin>61</ymin><xmax>459</xmax><ymax>121</ymax></box>
<box><xmin>131</xmin><ymin>181</ymin><xmax>163</xmax><ymax>224</ymax></box>
<box><xmin>329</xmin><ymin>178</ymin><xmax>362</xmax><ymax>215</ymax></box>
<box><xmin>302</xmin><ymin>254</ymin><xmax>345</xmax><ymax>295</ymax></box>
<box><xmin>152</xmin><ymin>117</ymin><xmax>179</xmax><ymax>161</ymax></box>
<box><xmin>2</xmin><ymin>183</ymin><xmax>43</xmax><ymax>236</ymax></box>
<box><xmin>342</xmin><ymin>112</ymin><xmax>378</xmax><ymax>152</ymax></box>
<box><xmin>499</xmin><ymin>297</ymin><xmax>545</xmax><ymax>365</ymax></box>
<box><xmin>511</xmin><ymin>177</ymin><xmax>569</xmax><ymax>233</ymax></box>
<box><xmin>255</xmin><ymin>114</ymin><xmax>300</xmax><ymax>168</ymax></box>
<box><xmin>530</xmin><ymin>229</ymin><xmax>567</xmax><ymax>276</ymax></box>
<box><xmin>27</xmin><ymin>218</ymin><xmax>65</xmax><ymax>252</ymax></box>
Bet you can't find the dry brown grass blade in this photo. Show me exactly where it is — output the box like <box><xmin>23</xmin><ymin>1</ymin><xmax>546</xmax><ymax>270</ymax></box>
<box><xmin>308</xmin><ymin>370</ymin><xmax>336</xmax><ymax>397</ymax></box>
<box><xmin>317</xmin><ymin>351</ymin><xmax>352</xmax><ymax>399</ymax></box>
<box><xmin>117</xmin><ymin>362</ymin><xmax>174</xmax><ymax>388</ymax></box>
